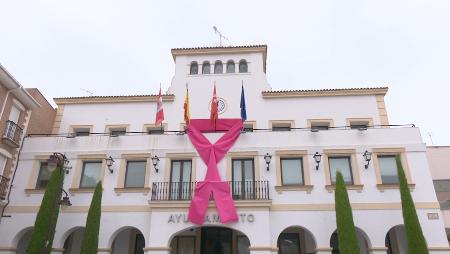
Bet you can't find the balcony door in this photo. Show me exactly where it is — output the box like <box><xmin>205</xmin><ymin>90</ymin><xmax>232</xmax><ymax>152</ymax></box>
<box><xmin>232</xmin><ymin>159</ymin><xmax>255</xmax><ymax>200</ymax></box>
<box><xmin>170</xmin><ymin>160</ymin><xmax>192</xmax><ymax>200</ymax></box>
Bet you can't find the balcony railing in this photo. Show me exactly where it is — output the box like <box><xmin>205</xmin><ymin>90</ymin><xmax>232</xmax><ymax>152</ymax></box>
<box><xmin>2</xmin><ymin>120</ymin><xmax>23</xmax><ymax>147</ymax></box>
<box><xmin>0</xmin><ymin>175</ymin><xmax>10</xmax><ymax>200</ymax></box>
<box><xmin>150</xmin><ymin>181</ymin><xmax>270</xmax><ymax>201</ymax></box>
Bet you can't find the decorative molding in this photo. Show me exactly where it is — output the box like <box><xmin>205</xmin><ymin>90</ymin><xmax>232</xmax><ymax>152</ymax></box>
<box><xmin>114</xmin><ymin>187</ymin><xmax>150</xmax><ymax>194</ymax></box>
<box><xmin>376</xmin><ymin>94</ymin><xmax>390</xmax><ymax>127</ymax></box>
<box><xmin>262</xmin><ymin>87</ymin><xmax>388</xmax><ymax>98</ymax></box>
<box><xmin>274</xmin><ymin>185</ymin><xmax>314</xmax><ymax>194</ymax></box>
<box><xmin>54</xmin><ymin>95</ymin><xmax>175</xmax><ymax>105</ymax></box>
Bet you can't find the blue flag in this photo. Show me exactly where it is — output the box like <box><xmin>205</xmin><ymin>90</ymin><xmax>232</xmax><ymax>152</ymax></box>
<box><xmin>240</xmin><ymin>84</ymin><xmax>247</xmax><ymax>121</ymax></box>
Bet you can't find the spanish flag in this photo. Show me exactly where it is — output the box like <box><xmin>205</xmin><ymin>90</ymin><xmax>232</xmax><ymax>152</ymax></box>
<box><xmin>184</xmin><ymin>83</ymin><xmax>190</xmax><ymax>125</ymax></box>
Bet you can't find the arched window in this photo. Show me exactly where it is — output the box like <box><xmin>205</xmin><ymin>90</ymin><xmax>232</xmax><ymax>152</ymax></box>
<box><xmin>239</xmin><ymin>60</ymin><xmax>248</xmax><ymax>73</ymax></box>
<box><xmin>190</xmin><ymin>62</ymin><xmax>198</xmax><ymax>75</ymax></box>
<box><xmin>214</xmin><ymin>61</ymin><xmax>223</xmax><ymax>74</ymax></box>
<box><xmin>202</xmin><ymin>61</ymin><xmax>210</xmax><ymax>74</ymax></box>
<box><xmin>226</xmin><ymin>60</ymin><xmax>235</xmax><ymax>73</ymax></box>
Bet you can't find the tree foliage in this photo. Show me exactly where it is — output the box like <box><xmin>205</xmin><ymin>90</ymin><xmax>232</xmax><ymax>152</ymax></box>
<box><xmin>27</xmin><ymin>167</ymin><xmax>63</xmax><ymax>254</ymax></box>
<box><xmin>80</xmin><ymin>181</ymin><xmax>103</xmax><ymax>254</ymax></box>
<box><xmin>396</xmin><ymin>156</ymin><xmax>429</xmax><ymax>254</ymax></box>
<box><xmin>335</xmin><ymin>171</ymin><xmax>360</xmax><ymax>254</ymax></box>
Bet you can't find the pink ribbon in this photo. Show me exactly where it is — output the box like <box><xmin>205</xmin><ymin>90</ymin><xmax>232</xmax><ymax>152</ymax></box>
<box><xmin>187</xmin><ymin>119</ymin><xmax>243</xmax><ymax>224</ymax></box>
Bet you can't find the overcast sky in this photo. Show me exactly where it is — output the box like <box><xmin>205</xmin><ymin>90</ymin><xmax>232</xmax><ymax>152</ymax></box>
<box><xmin>1</xmin><ymin>0</ymin><xmax>449</xmax><ymax>145</ymax></box>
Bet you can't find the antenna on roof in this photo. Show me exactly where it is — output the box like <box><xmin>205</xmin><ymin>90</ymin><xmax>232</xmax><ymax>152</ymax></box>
<box><xmin>80</xmin><ymin>88</ymin><xmax>94</xmax><ymax>96</ymax></box>
<box><xmin>213</xmin><ymin>26</ymin><xmax>228</xmax><ymax>46</ymax></box>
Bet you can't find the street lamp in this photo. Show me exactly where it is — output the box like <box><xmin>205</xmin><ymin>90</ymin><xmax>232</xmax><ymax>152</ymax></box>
<box><xmin>313</xmin><ymin>152</ymin><xmax>322</xmax><ymax>170</ymax></box>
<box><xmin>363</xmin><ymin>150</ymin><xmax>372</xmax><ymax>169</ymax></box>
<box><xmin>106</xmin><ymin>156</ymin><xmax>115</xmax><ymax>173</ymax></box>
<box><xmin>264</xmin><ymin>153</ymin><xmax>272</xmax><ymax>171</ymax></box>
<box><xmin>152</xmin><ymin>155</ymin><xmax>160</xmax><ymax>173</ymax></box>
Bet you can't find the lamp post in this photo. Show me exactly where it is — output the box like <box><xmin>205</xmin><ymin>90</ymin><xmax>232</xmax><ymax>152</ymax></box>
<box><xmin>43</xmin><ymin>152</ymin><xmax>71</xmax><ymax>253</ymax></box>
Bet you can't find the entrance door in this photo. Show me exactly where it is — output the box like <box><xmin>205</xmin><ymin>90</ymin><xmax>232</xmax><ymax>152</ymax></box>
<box><xmin>201</xmin><ymin>227</ymin><xmax>232</xmax><ymax>254</ymax></box>
<box><xmin>232</xmin><ymin>159</ymin><xmax>255</xmax><ymax>199</ymax></box>
<box><xmin>278</xmin><ymin>233</ymin><xmax>301</xmax><ymax>254</ymax></box>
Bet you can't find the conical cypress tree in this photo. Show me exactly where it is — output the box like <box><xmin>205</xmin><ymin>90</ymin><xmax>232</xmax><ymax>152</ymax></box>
<box><xmin>396</xmin><ymin>156</ymin><xmax>429</xmax><ymax>254</ymax></box>
<box><xmin>80</xmin><ymin>181</ymin><xmax>103</xmax><ymax>254</ymax></box>
<box><xmin>27</xmin><ymin>167</ymin><xmax>64</xmax><ymax>254</ymax></box>
<box><xmin>335</xmin><ymin>171</ymin><xmax>360</xmax><ymax>254</ymax></box>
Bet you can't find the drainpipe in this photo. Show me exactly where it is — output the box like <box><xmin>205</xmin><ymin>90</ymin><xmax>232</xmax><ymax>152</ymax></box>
<box><xmin>1</xmin><ymin>110</ymin><xmax>32</xmax><ymax>219</ymax></box>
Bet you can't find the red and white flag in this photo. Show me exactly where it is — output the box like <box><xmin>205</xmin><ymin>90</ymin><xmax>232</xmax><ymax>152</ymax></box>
<box><xmin>210</xmin><ymin>83</ymin><xmax>218</xmax><ymax>126</ymax></box>
<box><xmin>155</xmin><ymin>85</ymin><xmax>165</xmax><ymax>125</ymax></box>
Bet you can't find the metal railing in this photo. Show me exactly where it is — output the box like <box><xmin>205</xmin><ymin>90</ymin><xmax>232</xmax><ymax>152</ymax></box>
<box><xmin>150</xmin><ymin>180</ymin><xmax>270</xmax><ymax>201</ymax></box>
<box><xmin>0</xmin><ymin>175</ymin><xmax>10</xmax><ymax>200</ymax></box>
<box><xmin>3</xmin><ymin>120</ymin><xmax>23</xmax><ymax>146</ymax></box>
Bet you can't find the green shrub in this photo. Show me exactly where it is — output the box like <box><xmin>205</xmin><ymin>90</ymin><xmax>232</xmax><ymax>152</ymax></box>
<box><xmin>335</xmin><ymin>171</ymin><xmax>360</xmax><ymax>254</ymax></box>
<box><xmin>396</xmin><ymin>156</ymin><xmax>429</xmax><ymax>254</ymax></box>
<box><xmin>27</xmin><ymin>167</ymin><xmax>64</xmax><ymax>254</ymax></box>
<box><xmin>80</xmin><ymin>181</ymin><xmax>103</xmax><ymax>254</ymax></box>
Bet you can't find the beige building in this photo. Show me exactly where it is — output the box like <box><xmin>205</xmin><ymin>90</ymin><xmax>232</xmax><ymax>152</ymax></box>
<box><xmin>427</xmin><ymin>146</ymin><xmax>450</xmax><ymax>242</ymax></box>
<box><xmin>0</xmin><ymin>64</ymin><xmax>55</xmax><ymax>217</ymax></box>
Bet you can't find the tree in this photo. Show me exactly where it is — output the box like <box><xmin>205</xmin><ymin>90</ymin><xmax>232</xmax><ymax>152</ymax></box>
<box><xmin>396</xmin><ymin>156</ymin><xmax>429</xmax><ymax>254</ymax></box>
<box><xmin>334</xmin><ymin>171</ymin><xmax>360</xmax><ymax>254</ymax></box>
<box><xmin>80</xmin><ymin>181</ymin><xmax>103</xmax><ymax>254</ymax></box>
<box><xmin>27</xmin><ymin>167</ymin><xmax>64</xmax><ymax>254</ymax></box>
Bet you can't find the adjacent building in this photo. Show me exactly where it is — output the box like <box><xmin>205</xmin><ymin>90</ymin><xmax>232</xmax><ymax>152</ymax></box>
<box><xmin>0</xmin><ymin>46</ymin><xmax>449</xmax><ymax>254</ymax></box>
<box><xmin>0</xmin><ymin>65</ymin><xmax>56</xmax><ymax>223</ymax></box>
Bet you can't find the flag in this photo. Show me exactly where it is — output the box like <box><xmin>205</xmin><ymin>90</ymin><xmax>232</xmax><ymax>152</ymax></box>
<box><xmin>210</xmin><ymin>83</ymin><xmax>218</xmax><ymax>126</ymax></box>
<box><xmin>240</xmin><ymin>83</ymin><xmax>247</xmax><ymax>121</ymax></box>
<box><xmin>184</xmin><ymin>83</ymin><xmax>190</xmax><ymax>125</ymax></box>
<box><xmin>155</xmin><ymin>85</ymin><xmax>164</xmax><ymax>125</ymax></box>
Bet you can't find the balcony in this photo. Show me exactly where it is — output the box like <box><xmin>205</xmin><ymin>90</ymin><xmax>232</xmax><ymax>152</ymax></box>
<box><xmin>150</xmin><ymin>181</ymin><xmax>270</xmax><ymax>201</ymax></box>
<box><xmin>2</xmin><ymin>120</ymin><xmax>23</xmax><ymax>147</ymax></box>
<box><xmin>0</xmin><ymin>175</ymin><xmax>9</xmax><ymax>200</ymax></box>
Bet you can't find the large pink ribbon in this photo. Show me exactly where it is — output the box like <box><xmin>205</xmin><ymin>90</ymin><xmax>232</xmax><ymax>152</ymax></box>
<box><xmin>187</xmin><ymin>119</ymin><xmax>243</xmax><ymax>224</ymax></box>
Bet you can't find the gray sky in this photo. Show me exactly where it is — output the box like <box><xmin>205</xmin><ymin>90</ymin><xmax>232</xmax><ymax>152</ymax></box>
<box><xmin>1</xmin><ymin>0</ymin><xmax>449</xmax><ymax>145</ymax></box>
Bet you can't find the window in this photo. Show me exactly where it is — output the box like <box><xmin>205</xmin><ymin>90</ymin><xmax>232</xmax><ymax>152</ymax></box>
<box><xmin>214</xmin><ymin>61</ymin><xmax>223</xmax><ymax>74</ymax></box>
<box><xmin>272</xmin><ymin>123</ymin><xmax>292</xmax><ymax>131</ymax></box>
<box><xmin>378</xmin><ymin>155</ymin><xmax>399</xmax><ymax>184</ymax></box>
<box><xmin>110</xmin><ymin>127</ymin><xmax>126</xmax><ymax>137</ymax></box>
<box><xmin>278</xmin><ymin>233</ymin><xmax>301</xmax><ymax>254</ymax></box>
<box><xmin>73</xmin><ymin>128</ymin><xmax>90</xmax><ymax>136</ymax></box>
<box><xmin>80</xmin><ymin>161</ymin><xmax>102</xmax><ymax>188</ymax></box>
<box><xmin>232</xmin><ymin>158</ymin><xmax>255</xmax><ymax>199</ymax></box>
<box><xmin>226</xmin><ymin>60</ymin><xmax>235</xmax><ymax>73</ymax></box>
<box><xmin>281</xmin><ymin>158</ymin><xmax>304</xmax><ymax>185</ymax></box>
<box><xmin>239</xmin><ymin>60</ymin><xmax>248</xmax><ymax>73</ymax></box>
<box><xmin>328</xmin><ymin>156</ymin><xmax>353</xmax><ymax>184</ymax></box>
<box><xmin>8</xmin><ymin>105</ymin><xmax>21</xmax><ymax>124</ymax></box>
<box><xmin>311</xmin><ymin>122</ymin><xmax>330</xmax><ymax>131</ymax></box>
<box><xmin>170</xmin><ymin>160</ymin><xmax>192</xmax><ymax>200</ymax></box>
<box><xmin>347</xmin><ymin>118</ymin><xmax>372</xmax><ymax>130</ymax></box>
<box><xmin>433</xmin><ymin>180</ymin><xmax>450</xmax><ymax>210</ymax></box>
<box><xmin>147</xmin><ymin>126</ymin><xmax>164</xmax><ymax>135</ymax></box>
<box><xmin>0</xmin><ymin>154</ymin><xmax>6</xmax><ymax>175</ymax></box>
<box><xmin>36</xmin><ymin>162</ymin><xmax>53</xmax><ymax>189</ymax></box>
<box><xmin>125</xmin><ymin>161</ymin><xmax>147</xmax><ymax>188</ymax></box>
<box><xmin>189</xmin><ymin>62</ymin><xmax>198</xmax><ymax>75</ymax></box>
<box><xmin>243</xmin><ymin>123</ymin><xmax>254</xmax><ymax>132</ymax></box>
<box><xmin>202</xmin><ymin>61</ymin><xmax>210</xmax><ymax>74</ymax></box>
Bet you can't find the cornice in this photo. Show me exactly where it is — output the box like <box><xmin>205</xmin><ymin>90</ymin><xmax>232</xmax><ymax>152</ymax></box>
<box><xmin>53</xmin><ymin>94</ymin><xmax>175</xmax><ymax>105</ymax></box>
<box><xmin>262</xmin><ymin>87</ymin><xmax>388</xmax><ymax>98</ymax></box>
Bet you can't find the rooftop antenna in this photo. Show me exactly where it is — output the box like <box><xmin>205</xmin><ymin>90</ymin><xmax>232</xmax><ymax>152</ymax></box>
<box><xmin>80</xmin><ymin>88</ymin><xmax>94</xmax><ymax>96</ymax></box>
<box><xmin>213</xmin><ymin>26</ymin><xmax>228</xmax><ymax>46</ymax></box>
<box><xmin>428</xmin><ymin>132</ymin><xmax>435</xmax><ymax>146</ymax></box>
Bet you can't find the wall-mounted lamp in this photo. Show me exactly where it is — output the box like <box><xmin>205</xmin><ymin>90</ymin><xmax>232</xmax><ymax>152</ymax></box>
<box><xmin>106</xmin><ymin>156</ymin><xmax>115</xmax><ymax>173</ymax></box>
<box><xmin>152</xmin><ymin>155</ymin><xmax>160</xmax><ymax>173</ymax></box>
<box><xmin>60</xmin><ymin>189</ymin><xmax>72</xmax><ymax>206</ymax></box>
<box><xmin>313</xmin><ymin>152</ymin><xmax>322</xmax><ymax>170</ymax></box>
<box><xmin>363</xmin><ymin>150</ymin><xmax>372</xmax><ymax>169</ymax></box>
<box><xmin>47</xmin><ymin>152</ymin><xmax>70</xmax><ymax>174</ymax></box>
<box><xmin>263</xmin><ymin>153</ymin><xmax>272</xmax><ymax>171</ymax></box>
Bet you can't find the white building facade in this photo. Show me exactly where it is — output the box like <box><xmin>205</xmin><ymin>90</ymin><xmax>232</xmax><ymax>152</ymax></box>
<box><xmin>0</xmin><ymin>45</ymin><xmax>448</xmax><ymax>254</ymax></box>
